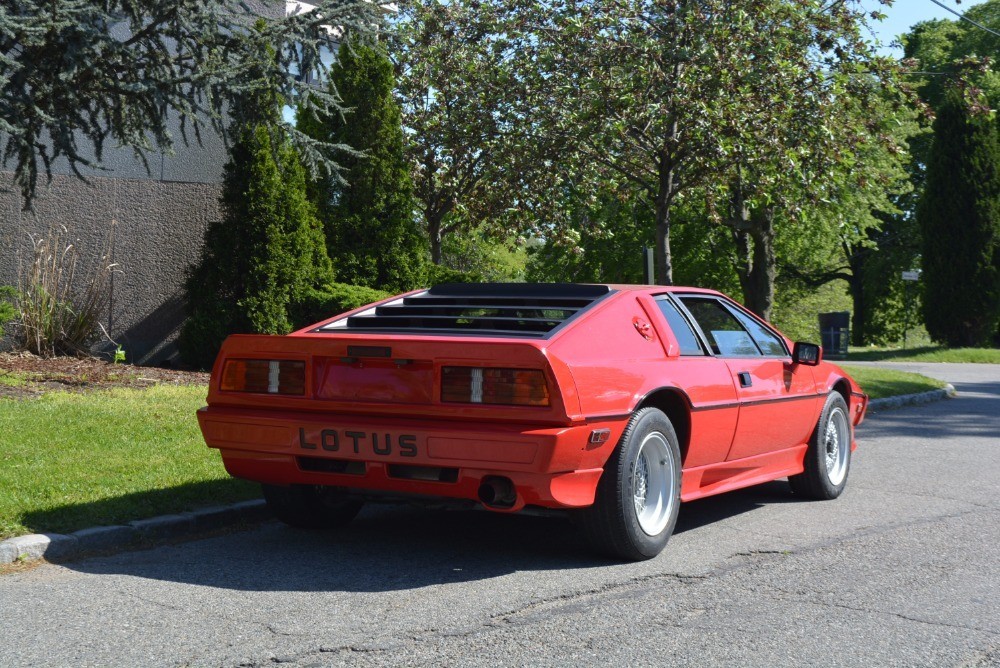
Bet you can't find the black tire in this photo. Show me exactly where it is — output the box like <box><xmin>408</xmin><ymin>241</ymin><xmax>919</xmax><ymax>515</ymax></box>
<box><xmin>262</xmin><ymin>484</ymin><xmax>363</xmax><ymax>529</ymax></box>
<box><xmin>789</xmin><ymin>392</ymin><xmax>852</xmax><ymax>500</ymax></box>
<box><xmin>578</xmin><ymin>407</ymin><xmax>682</xmax><ymax>561</ymax></box>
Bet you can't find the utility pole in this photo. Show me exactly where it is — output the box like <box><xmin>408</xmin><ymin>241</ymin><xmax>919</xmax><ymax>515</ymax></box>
<box><xmin>642</xmin><ymin>247</ymin><xmax>654</xmax><ymax>284</ymax></box>
<box><xmin>901</xmin><ymin>270</ymin><xmax>921</xmax><ymax>349</ymax></box>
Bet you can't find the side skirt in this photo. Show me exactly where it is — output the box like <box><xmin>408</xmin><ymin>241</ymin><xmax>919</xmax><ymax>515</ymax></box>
<box><xmin>680</xmin><ymin>445</ymin><xmax>807</xmax><ymax>502</ymax></box>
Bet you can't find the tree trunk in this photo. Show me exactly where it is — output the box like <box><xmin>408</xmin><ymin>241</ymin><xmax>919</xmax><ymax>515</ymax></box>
<box><xmin>653</xmin><ymin>155</ymin><xmax>676</xmax><ymax>285</ymax></box>
<box><xmin>428</xmin><ymin>212</ymin><xmax>443</xmax><ymax>265</ymax></box>
<box><xmin>421</xmin><ymin>146</ymin><xmax>448</xmax><ymax>266</ymax></box>
<box><xmin>654</xmin><ymin>205</ymin><xmax>673</xmax><ymax>286</ymax></box>
<box><xmin>845</xmin><ymin>246</ymin><xmax>867</xmax><ymax>347</ymax></box>
<box><xmin>732</xmin><ymin>208</ymin><xmax>776</xmax><ymax>321</ymax></box>
<box><xmin>733</xmin><ymin>227</ymin><xmax>753</xmax><ymax>303</ymax></box>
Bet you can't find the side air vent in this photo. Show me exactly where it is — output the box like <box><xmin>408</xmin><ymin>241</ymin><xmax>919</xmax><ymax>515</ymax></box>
<box><xmin>319</xmin><ymin>283</ymin><xmax>614</xmax><ymax>338</ymax></box>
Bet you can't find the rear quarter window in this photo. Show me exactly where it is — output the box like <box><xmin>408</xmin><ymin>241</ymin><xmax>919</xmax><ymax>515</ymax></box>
<box><xmin>655</xmin><ymin>298</ymin><xmax>704</xmax><ymax>355</ymax></box>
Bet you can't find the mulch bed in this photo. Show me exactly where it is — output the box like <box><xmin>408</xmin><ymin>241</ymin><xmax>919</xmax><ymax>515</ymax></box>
<box><xmin>0</xmin><ymin>352</ymin><xmax>209</xmax><ymax>400</ymax></box>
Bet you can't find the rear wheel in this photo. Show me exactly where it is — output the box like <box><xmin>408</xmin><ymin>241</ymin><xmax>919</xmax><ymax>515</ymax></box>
<box><xmin>789</xmin><ymin>392</ymin><xmax>852</xmax><ymax>500</ymax></box>
<box><xmin>578</xmin><ymin>407</ymin><xmax>681</xmax><ymax>561</ymax></box>
<box><xmin>262</xmin><ymin>484</ymin><xmax>363</xmax><ymax>529</ymax></box>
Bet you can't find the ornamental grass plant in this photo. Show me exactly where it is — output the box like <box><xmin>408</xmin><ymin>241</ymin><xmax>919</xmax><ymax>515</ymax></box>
<box><xmin>10</xmin><ymin>225</ymin><xmax>118</xmax><ymax>357</ymax></box>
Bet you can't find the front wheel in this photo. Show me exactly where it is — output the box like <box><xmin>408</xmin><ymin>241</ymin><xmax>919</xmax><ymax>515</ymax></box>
<box><xmin>789</xmin><ymin>392</ymin><xmax>852</xmax><ymax>500</ymax></box>
<box><xmin>262</xmin><ymin>484</ymin><xmax>363</xmax><ymax>529</ymax></box>
<box><xmin>578</xmin><ymin>407</ymin><xmax>681</xmax><ymax>561</ymax></box>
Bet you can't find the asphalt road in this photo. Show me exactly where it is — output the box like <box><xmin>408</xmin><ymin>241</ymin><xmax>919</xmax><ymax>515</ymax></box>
<box><xmin>1</xmin><ymin>363</ymin><xmax>997</xmax><ymax>668</ymax></box>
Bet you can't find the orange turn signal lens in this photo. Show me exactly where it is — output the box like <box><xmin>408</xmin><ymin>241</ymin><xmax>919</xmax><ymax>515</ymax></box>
<box><xmin>441</xmin><ymin>366</ymin><xmax>550</xmax><ymax>406</ymax></box>
<box><xmin>221</xmin><ymin>359</ymin><xmax>305</xmax><ymax>395</ymax></box>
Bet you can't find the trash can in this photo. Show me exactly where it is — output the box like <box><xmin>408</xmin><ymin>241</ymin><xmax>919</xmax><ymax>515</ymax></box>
<box><xmin>818</xmin><ymin>312</ymin><xmax>849</xmax><ymax>360</ymax></box>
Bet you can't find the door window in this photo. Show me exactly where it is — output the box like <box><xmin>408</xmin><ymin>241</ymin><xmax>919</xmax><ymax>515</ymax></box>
<box><xmin>729</xmin><ymin>309</ymin><xmax>787</xmax><ymax>356</ymax></box>
<box><xmin>680</xmin><ymin>298</ymin><xmax>760</xmax><ymax>357</ymax></box>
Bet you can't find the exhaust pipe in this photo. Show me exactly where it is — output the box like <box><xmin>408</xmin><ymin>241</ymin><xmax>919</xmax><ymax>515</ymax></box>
<box><xmin>478</xmin><ymin>476</ymin><xmax>517</xmax><ymax>509</ymax></box>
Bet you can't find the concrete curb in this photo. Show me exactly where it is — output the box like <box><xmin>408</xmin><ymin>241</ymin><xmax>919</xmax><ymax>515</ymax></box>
<box><xmin>867</xmin><ymin>383</ymin><xmax>957</xmax><ymax>412</ymax></box>
<box><xmin>0</xmin><ymin>499</ymin><xmax>269</xmax><ymax>566</ymax></box>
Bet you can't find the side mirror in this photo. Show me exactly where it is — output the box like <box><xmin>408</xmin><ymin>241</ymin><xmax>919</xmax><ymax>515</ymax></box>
<box><xmin>793</xmin><ymin>342</ymin><xmax>822</xmax><ymax>366</ymax></box>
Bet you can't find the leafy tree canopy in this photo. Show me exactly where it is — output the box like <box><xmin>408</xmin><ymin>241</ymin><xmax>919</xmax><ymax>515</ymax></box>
<box><xmin>902</xmin><ymin>1</ymin><xmax>1000</xmax><ymax>111</ymax></box>
<box><xmin>390</xmin><ymin>0</ymin><xmax>535</xmax><ymax>265</ymax></box>
<box><xmin>469</xmin><ymin>0</ymin><xmax>906</xmax><ymax>309</ymax></box>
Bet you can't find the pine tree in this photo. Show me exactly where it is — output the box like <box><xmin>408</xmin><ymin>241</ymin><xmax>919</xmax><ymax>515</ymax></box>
<box><xmin>918</xmin><ymin>89</ymin><xmax>1000</xmax><ymax>347</ymax></box>
<box><xmin>299</xmin><ymin>42</ymin><xmax>427</xmax><ymax>292</ymax></box>
<box><xmin>1</xmin><ymin>0</ymin><xmax>377</xmax><ymax>208</ymax></box>
<box><xmin>178</xmin><ymin>55</ymin><xmax>333</xmax><ymax>369</ymax></box>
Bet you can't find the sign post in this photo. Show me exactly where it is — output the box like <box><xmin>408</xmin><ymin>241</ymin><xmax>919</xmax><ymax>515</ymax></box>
<box><xmin>901</xmin><ymin>270</ymin><xmax>921</xmax><ymax>349</ymax></box>
<box><xmin>643</xmin><ymin>247</ymin><xmax>654</xmax><ymax>285</ymax></box>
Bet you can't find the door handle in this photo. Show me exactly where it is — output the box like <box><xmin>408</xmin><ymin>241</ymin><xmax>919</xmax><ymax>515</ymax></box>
<box><xmin>738</xmin><ymin>372</ymin><xmax>752</xmax><ymax>388</ymax></box>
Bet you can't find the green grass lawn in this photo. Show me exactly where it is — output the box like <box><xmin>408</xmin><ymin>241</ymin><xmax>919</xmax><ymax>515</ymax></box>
<box><xmin>840</xmin><ymin>364</ymin><xmax>947</xmax><ymax>400</ymax></box>
<box><xmin>846</xmin><ymin>346</ymin><xmax>1000</xmax><ymax>364</ymax></box>
<box><xmin>0</xmin><ymin>384</ymin><xmax>258</xmax><ymax>540</ymax></box>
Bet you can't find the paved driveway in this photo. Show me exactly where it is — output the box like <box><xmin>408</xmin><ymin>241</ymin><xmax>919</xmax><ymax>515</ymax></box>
<box><xmin>1</xmin><ymin>364</ymin><xmax>997</xmax><ymax>667</ymax></box>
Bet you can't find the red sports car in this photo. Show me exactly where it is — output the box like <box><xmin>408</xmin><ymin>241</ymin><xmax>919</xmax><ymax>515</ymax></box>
<box><xmin>197</xmin><ymin>283</ymin><xmax>867</xmax><ymax>560</ymax></box>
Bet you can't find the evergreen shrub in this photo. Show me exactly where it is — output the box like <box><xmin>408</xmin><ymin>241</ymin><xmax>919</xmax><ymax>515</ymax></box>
<box><xmin>180</xmin><ymin>124</ymin><xmax>333</xmax><ymax>369</ymax></box>
<box><xmin>179</xmin><ymin>47</ymin><xmax>334</xmax><ymax>369</ymax></box>
<box><xmin>426</xmin><ymin>264</ymin><xmax>482</xmax><ymax>285</ymax></box>
<box><xmin>918</xmin><ymin>89</ymin><xmax>1000</xmax><ymax>347</ymax></box>
<box><xmin>298</xmin><ymin>42</ymin><xmax>427</xmax><ymax>293</ymax></box>
<box><xmin>288</xmin><ymin>283</ymin><xmax>391</xmax><ymax>329</ymax></box>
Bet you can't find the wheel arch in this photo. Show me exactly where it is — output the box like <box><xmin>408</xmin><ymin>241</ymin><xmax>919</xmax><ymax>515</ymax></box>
<box><xmin>634</xmin><ymin>387</ymin><xmax>692</xmax><ymax>465</ymax></box>
<box><xmin>832</xmin><ymin>377</ymin><xmax>851</xmax><ymax>409</ymax></box>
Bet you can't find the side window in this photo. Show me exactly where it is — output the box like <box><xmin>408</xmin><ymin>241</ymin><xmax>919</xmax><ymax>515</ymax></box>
<box><xmin>655</xmin><ymin>298</ymin><xmax>705</xmax><ymax>356</ymax></box>
<box><xmin>680</xmin><ymin>298</ymin><xmax>761</xmax><ymax>357</ymax></box>
<box><xmin>729</xmin><ymin>308</ymin><xmax>787</xmax><ymax>356</ymax></box>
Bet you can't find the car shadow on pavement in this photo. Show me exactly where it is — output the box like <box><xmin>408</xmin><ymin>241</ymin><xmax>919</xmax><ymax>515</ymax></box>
<box><xmin>62</xmin><ymin>480</ymin><xmax>797</xmax><ymax>593</ymax></box>
<box><xmin>675</xmin><ymin>480</ymin><xmax>795</xmax><ymax>535</ymax></box>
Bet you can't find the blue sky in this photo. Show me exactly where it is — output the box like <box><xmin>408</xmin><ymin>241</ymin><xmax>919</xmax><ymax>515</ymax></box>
<box><xmin>869</xmin><ymin>0</ymin><xmax>989</xmax><ymax>55</ymax></box>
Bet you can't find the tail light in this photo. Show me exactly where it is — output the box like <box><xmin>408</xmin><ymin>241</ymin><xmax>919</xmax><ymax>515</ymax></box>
<box><xmin>220</xmin><ymin>359</ymin><xmax>306</xmax><ymax>395</ymax></box>
<box><xmin>441</xmin><ymin>366</ymin><xmax>550</xmax><ymax>406</ymax></box>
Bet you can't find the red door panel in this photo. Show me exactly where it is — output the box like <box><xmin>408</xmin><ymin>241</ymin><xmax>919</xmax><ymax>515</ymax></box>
<box><xmin>724</xmin><ymin>359</ymin><xmax>818</xmax><ymax>461</ymax></box>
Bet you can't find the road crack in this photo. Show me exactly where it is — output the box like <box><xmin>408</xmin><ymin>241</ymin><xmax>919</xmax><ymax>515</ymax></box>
<box><xmin>766</xmin><ymin>591</ymin><xmax>999</xmax><ymax>637</ymax></box>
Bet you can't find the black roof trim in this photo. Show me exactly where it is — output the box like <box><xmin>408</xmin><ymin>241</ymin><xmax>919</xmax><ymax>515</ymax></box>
<box><xmin>400</xmin><ymin>296</ymin><xmax>593</xmax><ymax>308</ymax></box>
<box><xmin>427</xmin><ymin>283</ymin><xmax>611</xmax><ymax>298</ymax></box>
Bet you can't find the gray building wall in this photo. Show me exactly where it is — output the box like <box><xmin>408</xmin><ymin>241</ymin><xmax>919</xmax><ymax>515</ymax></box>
<box><xmin>0</xmin><ymin>100</ymin><xmax>231</xmax><ymax>364</ymax></box>
<box><xmin>0</xmin><ymin>168</ymin><xmax>222</xmax><ymax>365</ymax></box>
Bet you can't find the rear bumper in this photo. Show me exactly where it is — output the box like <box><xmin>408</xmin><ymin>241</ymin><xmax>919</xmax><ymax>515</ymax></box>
<box><xmin>197</xmin><ymin>406</ymin><xmax>623</xmax><ymax>511</ymax></box>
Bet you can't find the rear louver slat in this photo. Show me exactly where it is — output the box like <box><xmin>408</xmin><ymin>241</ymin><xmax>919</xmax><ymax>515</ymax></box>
<box><xmin>399</xmin><ymin>296</ymin><xmax>594</xmax><ymax>308</ymax></box>
<box><xmin>319</xmin><ymin>283</ymin><xmax>613</xmax><ymax>338</ymax></box>
<box><xmin>347</xmin><ymin>315</ymin><xmax>562</xmax><ymax>333</ymax></box>
<box><xmin>374</xmin><ymin>304</ymin><xmax>580</xmax><ymax>317</ymax></box>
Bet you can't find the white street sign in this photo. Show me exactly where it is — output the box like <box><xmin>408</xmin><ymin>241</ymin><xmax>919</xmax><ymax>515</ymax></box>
<box><xmin>902</xmin><ymin>271</ymin><xmax>921</xmax><ymax>281</ymax></box>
